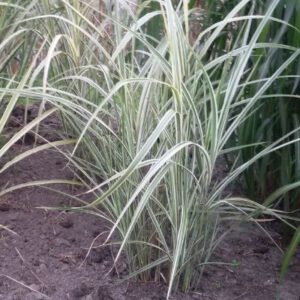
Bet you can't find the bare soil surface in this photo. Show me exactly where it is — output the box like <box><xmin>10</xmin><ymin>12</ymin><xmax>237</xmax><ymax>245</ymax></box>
<box><xmin>0</xmin><ymin>109</ymin><xmax>299</xmax><ymax>300</ymax></box>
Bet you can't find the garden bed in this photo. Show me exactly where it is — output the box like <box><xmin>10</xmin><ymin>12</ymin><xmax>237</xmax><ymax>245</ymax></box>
<box><xmin>0</xmin><ymin>143</ymin><xmax>299</xmax><ymax>300</ymax></box>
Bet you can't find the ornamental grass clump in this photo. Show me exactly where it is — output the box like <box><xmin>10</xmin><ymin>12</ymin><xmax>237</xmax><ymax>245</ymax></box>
<box><xmin>0</xmin><ymin>0</ymin><xmax>299</xmax><ymax>298</ymax></box>
<box><xmin>0</xmin><ymin>1</ymin><xmax>79</xmax><ymax>234</ymax></box>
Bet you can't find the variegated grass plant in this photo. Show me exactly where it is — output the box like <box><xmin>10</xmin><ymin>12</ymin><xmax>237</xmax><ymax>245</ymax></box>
<box><xmin>0</xmin><ymin>0</ymin><xmax>299</xmax><ymax>298</ymax></box>
<box><xmin>0</xmin><ymin>1</ymin><xmax>78</xmax><ymax>235</ymax></box>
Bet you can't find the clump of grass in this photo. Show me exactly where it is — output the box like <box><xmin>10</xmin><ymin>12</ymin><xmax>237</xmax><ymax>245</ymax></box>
<box><xmin>0</xmin><ymin>1</ymin><xmax>79</xmax><ymax>233</ymax></box>
<box><xmin>1</xmin><ymin>0</ymin><xmax>299</xmax><ymax>298</ymax></box>
<box><xmin>236</xmin><ymin>0</ymin><xmax>300</xmax><ymax>222</ymax></box>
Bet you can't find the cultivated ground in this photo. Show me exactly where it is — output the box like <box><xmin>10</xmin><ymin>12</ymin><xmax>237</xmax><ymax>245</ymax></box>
<box><xmin>0</xmin><ymin>110</ymin><xmax>299</xmax><ymax>300</ymax></box>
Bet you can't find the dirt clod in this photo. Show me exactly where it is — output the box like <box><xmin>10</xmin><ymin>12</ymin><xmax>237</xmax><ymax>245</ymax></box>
<box><xmin>96</xmin><ymin>285</ymin><xmax>115</xmax><ymax>300</ymax></box>
<box><xmin>89</xmin><ymin>248</ymin><xmax>110</xmax><ymax>264</ymax></box>
<box><xmin>70</xmin><ymin>283</ymin><xmax>93</xmax><ymax>298</ymax></box>
<box><xmin>58</xmin><ymin>215</ymin><xmax>74</xmax><ymax>229</ymax></box>
<box><xmin>0</xmin><ymin>202</ymin><xmax>10</xmax><ymax>212</ymax></box>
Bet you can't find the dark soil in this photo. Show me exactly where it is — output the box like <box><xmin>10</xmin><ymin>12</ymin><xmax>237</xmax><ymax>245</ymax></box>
<box><xmin>0</xmin><ymin>109</ymin><xmax>299</xmax><ymax>299</ymax></box>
